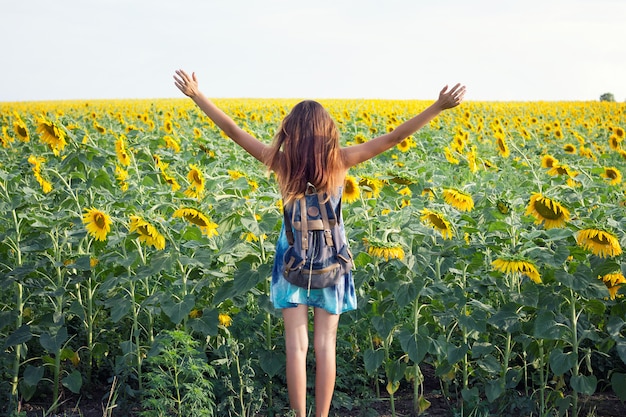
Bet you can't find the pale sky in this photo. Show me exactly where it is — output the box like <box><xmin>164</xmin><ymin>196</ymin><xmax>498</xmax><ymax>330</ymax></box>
<box><xmin>2</xmin><ymin>0</ymin><xmax>625</xmax><ymax>102</ymax></box>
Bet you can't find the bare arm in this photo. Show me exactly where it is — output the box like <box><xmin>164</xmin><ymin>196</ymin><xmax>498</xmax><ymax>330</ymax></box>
<box><xmin>341</xmin><ymin>83</ymin><xmax>466</xmax><ymax>168</ymax></box>
<box><xmin>173</xmin><ymin>69</ymin><xmax>269</xmax><ymax>164</ymax></box>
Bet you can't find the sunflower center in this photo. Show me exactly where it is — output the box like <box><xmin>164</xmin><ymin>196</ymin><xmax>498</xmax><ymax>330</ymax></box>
<box><xmin>94</xmin><ymin>213</ymin><xmax>107</xmax><ymax>228</ymax></box>
<box><xmin>428</xmin><ymin>214</ymin><xmax>447</xmax><ymax>229</ymax></box>
<box><xmin>590</xmin><ymin>234</ymin><xmax>610</xmax><ymax>245</ymax></box>
<box><xmin>185</xmin><ymin>214</ymin><xmax>208</xmax><ymax>227</ymax></box>
<box><xmin>138</xmin><ymin>225</ymin><xmax>151</xmax><ymax>236</ymax></box>
<box><xmin>533</xmin><ymin>200</ymin><xmax>562</xmax><ymax>220</ymax></box>
<box><xmin>191</xmin><ymin>171</ymin><xmax>202</xmax><ymax>184</ymax></box>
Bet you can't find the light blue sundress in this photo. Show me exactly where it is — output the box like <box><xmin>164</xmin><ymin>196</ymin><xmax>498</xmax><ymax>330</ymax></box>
<box><xmin>270</xmin><ymin>191</ymin><xmax>357</xmax><ymax>315</ymax></box>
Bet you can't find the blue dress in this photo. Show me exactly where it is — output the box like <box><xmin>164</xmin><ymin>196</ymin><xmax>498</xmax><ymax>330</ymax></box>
<box><xmin>270</xmin><ymin>192</ymin><xmax>357</xmax><ymax>315</ymax></box>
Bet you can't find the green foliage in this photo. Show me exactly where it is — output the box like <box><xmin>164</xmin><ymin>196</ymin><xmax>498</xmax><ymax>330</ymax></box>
<box><xmin>140</xmin><ymin>330</ymin><xmax>216</xmax><ymax>417</ymax></box>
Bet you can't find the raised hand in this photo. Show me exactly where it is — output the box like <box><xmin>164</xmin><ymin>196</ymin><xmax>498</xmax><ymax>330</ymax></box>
<box><xmin>436</xmin><ymin>83</ymin><xmax>466</xmax><ymax>110</ymax></box>
<box><xmin>173</xmin><ymin>69</ymin><xmax>200</xmax><ymax>98</ymax></box>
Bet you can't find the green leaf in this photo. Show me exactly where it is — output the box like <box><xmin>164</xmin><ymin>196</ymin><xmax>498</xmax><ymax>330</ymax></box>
<box><xmin>615</xmin><ymin>340</ymin><xmax>626</xmax><ymax>366</ymax></box>
<box><xmin>570</xmin><ymin>374</ymin><xmax>596</xmax><ymax>396</ymax></box>
<box><xmin>607</xmin><ymin>315</ymin><xmax>625</xmax><ymax>339</ymax></box>
<box><xmin>161</xmin><ymin>294</ymin><xmax>196</xmax><ymax>325</ymax></box>
<box><xmin>461</xmin><ymin>387</ymin><xmax>479</xmax><ymax>404</ymax></box>
<box><xmin>447</xmin><ymin>343</ymin><xmax>469</xmax><ymax>365</ymax></box>
<box><xmin>107</xmin><ymin>296</ymin><xmax>132</xmax><ymax>323</ymax></box>
<box><xmin>23</xmin><ymin>365</ymin><xmax>44</xmax><ymax>387</ymax></box>
<box><xmin>485</xmin><ymin>378</ymin><xmax>505</xmax><ymax>402</ymax></box>
<box><xmin>549</xmin><ymin>348</ymin><xmax>576</xmax><ymax>375</ymax></box>
<box><xmin>394</xmin><ymin>282</ymin><xmax>418</xmax><ymax>308</ymax></box>
<box><xmin>372</xmin><ymin>315</ymin><xmax>396</xmax><ymax>340</ymax></box>
<box><xmin>259</xmin><ymin>349</ymin><xmax>284</xmax><ymax>378</ymax></box>
<box><xmin>533</xmin><ymin>310</ymin><xmax>566</xmax><ymax>340</ymax></box>
<box><xmin>364</xmin><ymin>348</ymin><xmax>385</xmax><ymax>375</ymax></box>
<box><xmin>611</xmin><ymin>373</ymin><xmax>626</xmax><ymax>401</ymax></box>
<box><xmin>385</xmin><ymin>359</ymin><xmax>407</xmax><ymax>384</ymax></box>
<box><xmin>488</xmin><ymin>305</ymin><xmax>521</xmax><ymax>333</ymax></box>
<box><xmin>40</xmin><ymin>326</ymin><xmax>68</xmax><ymax>353</ymax></box>
<box><xmin>62</xmin><ymin>370</ymin><xmax>83</xmax><ymax>394</ymax></box>
<box><xmin>398</xmin><ymin>328</ymin><xmax>429</xmax><ymax>364</ymax></box>
<box><xmin>4</xmin><ymin>324</ymin><xmax>32</xmax><ymax>348</ymax></box>
<box><xmin>477</xmin><ymin>354</ymin><xmax>502</xmax><ymax>374</ymax></box>
<box><xmin>189</xmin><ymin>308</ymin><xmax>219</xmax><ymax>337</ymax></box>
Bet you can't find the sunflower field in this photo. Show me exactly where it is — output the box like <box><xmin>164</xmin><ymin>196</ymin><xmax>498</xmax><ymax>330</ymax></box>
<box><xmin>1</xmin><ymin>97</ymin><xmax>625</xmax><ymax>417</ymax></box>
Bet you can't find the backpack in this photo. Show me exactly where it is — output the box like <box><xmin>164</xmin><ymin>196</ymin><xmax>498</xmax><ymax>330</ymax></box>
<box><xmin>282</xmin><ymin>188</ymin><xmax>353</xmax><ymax>294</ymax></box>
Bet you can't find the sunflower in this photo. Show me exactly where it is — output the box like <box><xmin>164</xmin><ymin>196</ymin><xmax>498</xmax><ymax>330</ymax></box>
<box><xmin>563</xmin><ymin>143</ymin><xmax>577</xmax><ymax>154</ymax></box>
<box><xmin>1</xmin><ymin>126</ymin><xmax>12</xmax><ymax>147</ymax></box>
<box><xmin>525</xmin><ymin>193</ymin><xmax>570</xmax><ymax>229</ymax></box>
<box><xmin>359</xmin><ymin>176</ymin><xmax>384</xmax><ymax>198</ymax></box>
<box><xmin>601</xmin><ymin>167</ymin><xmax>622</xmax><ymax>185</ymax></box>
<box><xmin>420</xmin><ymin>208</ymin><xmax>453</xmax><ymax>240</ymax></box>
<box><xmin>227</xmin><ymin>169</ymin><xmax>245</xmax><ymax>180</ymax></box>
<box><xmin>241</xmin><ymin>231</ymin><xmax>267</xmax><ymax>242</ymax></box>
<box><xmin>442</xmin><ymin>188</ymin><xmax>474</xmax><ymax>212</ymax></box>
<box><xmin>354</xmin><ymin>133</ymin><xmax>367</xmax><ymax>144</ymax></box>
<box><xmin>115</xmin><ymin>135</ymin><xmax>131</xmax><ymax>166</ymax></box>
<box><xmin>83</xmin><ymin>208</ymin><xmax>112</xmax><ymax>241</ymax></box>
<box><xmin>547</xmin><ymin>163</ymin><xmax>576</xmax><ymax>178</ymax></box>
<box><xmin>396</xmin><ymin>137</ymin><xmax>415</xmax><ymax>152</ymax></box>
<box><xmin>579</xmin><ymin>146</ymin><xmax>595</xmax><ymax>161</ymax></box>
<box><xmin>615</xmin><ymin>126</ymin><xmax>625</xmax><ymax>140</ymax></box>
<box><xmin>599</xmin><ymin>272</ymin><xmax>626</xmax><ymax>300</ymax></box>
<box><xmin>129</xmin><ymin>215</ymin><xmax>166</xmax><ymax>250</ymax></box>
<box><xmin>492</xmin><ymin>257</ymin><xmax>542</xmax><ymax>284</ymax></box>
<box><xmin>184</xmin><ymin>164</ymin><xmax>205</xmax><ymax>198</ymax></box>
<box><xmin>363</xmin><ymin>238</ymin><xmax>405</xmax><ymax>261</ymax></box>
<box><xmin>343</xmin><ymin>175</ymin><xmax>360</xmax><ymax>203</ymax></box>
<box><xmin>163</xmin><ymin>118</ymin><xmax>174</xmax><ymax>134</ymax></box>
<box><xmin>173</xmin><ymin>207</ymin><xmax>218</xmax><ymax>237</ymax></box>
<box><xmin>576</xmin><ymin>228</ymin><xmax>622</xmax><ymax>258</ymax></box>
<box><xmin>37</xmin><ymin>115</ymin><xmax>67</xmax><ymax>156</ymax></box>
<box><xmin>444</xmin><ymin>146</ymin><xmax>460</xmax><ymax>164</ymax></box>
<box><xmin>163</xmin><ymin>135</ymin><xmax>180</xmax><ymax>152</ymax></box>
<box><xmin>467</xmin><ymin>146</ymin><xmax>478</xmax><ymax>173</ymax></box>
<box><xmin>608</xmin><ymin>135</ymin><xmax>621</xmax><ymax>151</ymax></box>
<box><xmin>541</xmin><ymin>155</ymin><xmax>559</xmax><ymax>169</ymax></box>
<box><xmin>218</xmin><ymin>313</ymin><xmax>233</xmax><ymax>327</ymax></box>
<box><xmin>115</xmin><ymin>165</ymin><xmax>129</xmax><ymax>192</ymax></box>
<box><xmin>13</xmin><ymin>118</ymin><xmax>30</xmax><ymax>142</ymax></box>
<box><xmin>93</xmin><ymin>121</ymin><xmax>106</xmax><ymax>134</ymax></box>
<box><xmin>495</xmin><ymin>134</ymin><xmax>510</xmax><ymax>158</ymax></box>
<box><xmin>554</xmin><ymin>129</ymin><xmax>564</xmax><ymax>140</ymax></box>
<box><xmin>27</xmin><ymin>155</ymin><xmax>53</xmax><ymax>193</ymax></box>
<box><xmin>422</xmin><ymin>188</ymin><xmax>435</xmax><ymax>200</ymax></box>
<box><xmin>496</xmin><ymin>199</ymin><xmax>510</xmax><ymax>215</ymax></box>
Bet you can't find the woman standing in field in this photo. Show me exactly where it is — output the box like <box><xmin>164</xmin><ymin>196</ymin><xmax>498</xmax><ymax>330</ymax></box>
<box><xmin>173</xmin><ymin>69</ymin><xmax>465</xmax><ymax>417</ymax></box>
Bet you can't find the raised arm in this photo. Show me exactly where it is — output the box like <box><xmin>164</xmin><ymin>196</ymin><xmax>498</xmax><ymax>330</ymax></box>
<box><xmin>341</xmin><ymin>83</ymin><xmax>466</xmax><ymax>168</ymax></box>
<box><xmin>173</xmin><ymin>69</ymin><xmax>269</xmax><ymax>164</ymax></box>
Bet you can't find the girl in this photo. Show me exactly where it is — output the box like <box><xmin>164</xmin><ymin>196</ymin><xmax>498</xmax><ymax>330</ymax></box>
<box><xmin>173</xmin><ymin>69</ymin><xmax>465</xmax><ymax>417</ymax></box>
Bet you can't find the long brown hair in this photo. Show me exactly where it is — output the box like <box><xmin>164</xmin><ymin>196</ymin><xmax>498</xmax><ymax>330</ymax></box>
<box><xmin>265</xmin><ymin>100</ymin><xmax>344</xmax><ymax>205</ymax></box>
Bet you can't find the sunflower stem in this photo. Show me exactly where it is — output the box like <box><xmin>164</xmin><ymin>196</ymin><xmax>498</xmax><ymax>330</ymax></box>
<box><xmin>9</xmin><ymin>209</ymin><xmax>24</xmax><ymax>409</ymax></box>
<box><xmin>569</xmin><ymin>288</ymin><xmax>580</xmax><ymax>417</ymax></box>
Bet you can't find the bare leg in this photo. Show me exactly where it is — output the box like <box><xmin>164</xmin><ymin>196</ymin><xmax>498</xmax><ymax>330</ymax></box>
<box><xmin>313</xmin><ymin>307</ymin><xmax>340</xmax><ymax>417</ymax></box>
<box><xmin>283</xmin><ymin>305</ymin><xmax>309</xmax><ymax>417</ymax></box>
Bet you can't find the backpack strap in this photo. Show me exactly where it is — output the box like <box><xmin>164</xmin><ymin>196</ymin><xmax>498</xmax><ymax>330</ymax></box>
<box><xmin>283</xmin><ymin>197</ymin><xmax>310</xmax><ymax>250</ymax></box>
<box><xmin>318</xmin><ymin>192</ymin><xmax>335</xmax><ymax>247</ymax></box>
<box><xmin>283</xmin><ymin>200</ymin><xmax>294</xmax><ymax>246</ymax></box>
<box><xmin>299</xmin><ymin>197</ymin><xmax>309</xmax><ymax>250</ymax></box>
